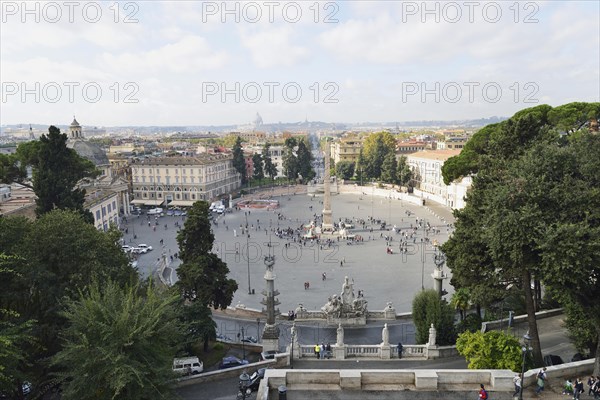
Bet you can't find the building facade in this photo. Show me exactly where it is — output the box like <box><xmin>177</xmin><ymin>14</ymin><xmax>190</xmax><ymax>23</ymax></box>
<box><xmin>130</xmin><ymin>155</ymin><xmax>240</xmax><ymax>207</ymax></box>
<box><xmin>85</xmin><ymin>190</ymin><xmax>120</xmax><ymax>231</ymax></box>
<box><xmin>331</xmin><ymin>139</ymin><xmax>363</xmax><ymax>164</ymax></box>
<box><xmin>406</xmin><ymin>149</ymin><xmax>472</xmax><ymax>209</ymax></box>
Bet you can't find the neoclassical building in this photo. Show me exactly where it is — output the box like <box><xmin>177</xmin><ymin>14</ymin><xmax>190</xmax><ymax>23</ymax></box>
<box><xmin>130</xmin><ymin>155</ymin><xmax>241</xmax><ymax>207</ymax></box>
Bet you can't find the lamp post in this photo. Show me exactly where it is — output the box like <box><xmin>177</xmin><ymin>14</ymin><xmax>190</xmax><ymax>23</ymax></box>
<box><xmin>238</xmin><ymin>371</ymin><xmax>251</xmax><ymax>400</ymax></box>
<box><xmin>241</xmin><ymin>326</ymin><xmax>246</xmax><ymax>361</ymax></box>
<box><xmin>290</xmin><ymin>327</ymin><xmax>296</xmax><ymax>369</ymax></box>
<box><xmin>519</xmin><ymin>333</ymin><xmax>532</xmax><ymax>400</ymax></box>
<box><xmin>244</xmin><ymin>212</ymin><xmax>251</xmax><ymax>294</ymax></box>
<box><xmin>256</xmin><ymin>318</ymin><xmax>261</xmax><ymax>343</ymax></box>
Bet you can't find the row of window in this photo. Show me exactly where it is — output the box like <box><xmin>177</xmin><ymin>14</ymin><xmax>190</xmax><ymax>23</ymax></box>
<box><xmin>94</xmin><ymin>200</ymin><xmax>118</xmax><ymax>222</ymax></box>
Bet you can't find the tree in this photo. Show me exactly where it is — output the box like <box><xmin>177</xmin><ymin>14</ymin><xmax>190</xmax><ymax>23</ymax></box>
<box><xmin>0</xmin><ymin>210</ymin><xmax>137</xmax><ymax>363</ymax></box>
<box><xmin>362</xmin><ymin>132</ymin><xmax>396</xmax><ymax>180</ymax></box>
<box><xmin>0</xmin><ymin>255</ymin><xmax>36</xmax><ymax>399</ymax></box>
<box><xmin>296</xmin><ymin>139</ymin><xmax>314</xmax><ymax>182</ymax></box>
<box><xmin>33</xmin><ymin>126</ymin><xmax>97</xmax><ymax>222</ymax></box>
<box><xmin>411</xmin><ymin>289</ymin><xmax>456</xmax><ymax>345</ymax></box>
<box><xmin>251</xmin><ymin>153</ymin><xmax>264</xmax><ymax>182</ymax></box>
<box><xmin>282</xmin><ymin>147</ymin><xmax>298</xmax><ymax>182</ymax></box>
<box><xmin>176</xmin><ymin>201</ymin><xmax>238</xmax><ymax>310</ymax></box>
<box><xmin>262</xmin><ymin>143</ymin><xmax>277</xmax><ymax>182</ymax></box>
<box><xmin>176</xmin><ymin>298</ymin><xmax>216</xmax><ymax>353</ymax></box>
<box><xmin>456</xmin><ymin>330</ymin><xmax>524</xmax><ymax>371</ymax></box>
<box><xmin>380</xmin><ymin>152</ymin><xmax>398</xmax><ymax>184</ymax></box>
<box><xmin>231</xmin><ymin>136</ymin><xmax>247</xmax><ymax>185</ymax></box>
<box><xmin>52</xmin><ymin>281</ymin><xmax>182</xmax><ymax>400</ymax></box>
<box><xmin>450</xmin><ymin>288</ymin><xmax>471</xmax><ymax>322</ymax></box>
<box><xmin>441</xmin><ymin>102</ymin><xmax>600</xmax><ymax>370</ymax></box>
<box><xmin>335</xmin><ymin>161</ymin><xmax>355</xmax><ymax>180</ymax></box>
<box><xmin>355</xmin><ymin>149</ymin><xmax>366</xmax><ymax>185</ymax></box>
<box><xmin>396</xmin><ymin>155</ymin><xmax>413</xmax><ymax>187</ymax></box>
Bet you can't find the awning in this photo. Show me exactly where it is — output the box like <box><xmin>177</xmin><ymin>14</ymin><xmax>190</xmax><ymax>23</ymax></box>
<box><xmin>131</xmin><ymin>199</ymin><xmax>164</xmax><ymax>206</ymax></box>
<box><xmin>168</xmin><ymin>200</ymin><xmax>196</xmax><ymax>207</ymax></box>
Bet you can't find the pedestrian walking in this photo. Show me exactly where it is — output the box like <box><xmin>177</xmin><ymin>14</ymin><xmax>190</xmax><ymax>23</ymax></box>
<box><xmin>574</xmin><ymin>377</ymin><xmax>584</xmax><ymax>400</ymax></box>
<box><xmin>513</xmin><ymin>374</ymin><xmax>521</xmax><ymax>397</ymax></box>
<box><xmin>478</xmin><ymin>384</ymin><xmax>488</xmax><ymax>399</ymax></box>
<box><xmin>535</xmin><ymin>367</ymin><xmax>547</xmax><ymax>394</ymax></box>
<box><xmin>322</xmin><ymin>272</ymin><xmax>326</xmax><ymax>281</ymax></box>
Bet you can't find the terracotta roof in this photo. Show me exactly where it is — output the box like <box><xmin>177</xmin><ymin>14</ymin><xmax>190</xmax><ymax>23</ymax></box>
<box><xmin>407</xmin><ymin>149</ymin><xmax>461</xmax><ymax>161</ymax></box>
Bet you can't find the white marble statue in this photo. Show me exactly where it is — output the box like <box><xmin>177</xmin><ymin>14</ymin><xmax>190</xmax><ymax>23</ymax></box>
<box><xmin>382</xmin><ymin>323</ymin><xmax>389</xmax><ymax>346</ymax></box>
<box><xmin>336</xmin><ymin>323</ymin><xmax>344</xmax><ymax>346</ymax></box>
<box><xmin>428</xmin><ymin>323</ymin><xmax>437</xmax><ymax>346</ymax></box>
<box><xmin>341</xmin><ymin>276</ymin><xmax>354</xmax><ymax>304</ymax></box>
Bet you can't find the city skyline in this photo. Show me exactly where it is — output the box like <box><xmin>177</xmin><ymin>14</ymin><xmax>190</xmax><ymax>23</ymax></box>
<box><xmin>1</xmin><ymin>1</ymin><xmax>599</xmax><ymax>126</ymax></box>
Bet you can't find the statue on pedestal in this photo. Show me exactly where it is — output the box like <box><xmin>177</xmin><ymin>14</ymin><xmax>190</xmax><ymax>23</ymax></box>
<box><xmin>428</xmin><ymin>323</ymin><xmax>437</xmax><ymax>346</ymax></box>
<box><xmin>336</xmin><ymin>323</ymin><xmax>344</xmax><ymax>346</ymax></box>
<box><xmin>382</xmin><ymin>323</ymin><xmax>389</xmax><ymax>346</ymax></box>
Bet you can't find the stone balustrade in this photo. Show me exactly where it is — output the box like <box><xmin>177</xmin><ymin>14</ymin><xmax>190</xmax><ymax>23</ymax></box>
<box><xmin>297</xmin><ymin>344</ymin><xmax>429</xmax><ymax>360</ymax></box>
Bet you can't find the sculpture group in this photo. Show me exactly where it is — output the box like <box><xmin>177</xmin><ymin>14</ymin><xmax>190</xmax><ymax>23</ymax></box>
<box><xmin>321</xmin><ymin>276</ymin><xmax>368</xmax><ymax>321</ymax></box>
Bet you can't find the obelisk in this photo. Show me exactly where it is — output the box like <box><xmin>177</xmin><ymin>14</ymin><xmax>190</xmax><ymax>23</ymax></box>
<box><xmin>322</xmin><ymin>139</ymin><xmax>334</xmax><ymax>232</ymax></box>
<box><xmin>260</xmin><ymin>254</ymin><xmax>280</xmax><ymax>352</ymax></box>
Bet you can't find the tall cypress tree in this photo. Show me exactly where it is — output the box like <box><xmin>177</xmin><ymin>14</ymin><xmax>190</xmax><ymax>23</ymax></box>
<box><xmin>231</xmin><ymin>136</ymin><xmax>247</xmax><ymax>185</ymax></box>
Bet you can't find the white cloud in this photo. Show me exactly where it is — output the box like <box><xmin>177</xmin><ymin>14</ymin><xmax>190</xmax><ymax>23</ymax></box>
<box><xmin>100</xmin><ymin>35</ymin><xmax>229</xmax><ymax>74</ymax></box>
<box><xmin>238</xmin><ymin>25</ymin><xmax>309</xmax><ymax>68</ymax></box>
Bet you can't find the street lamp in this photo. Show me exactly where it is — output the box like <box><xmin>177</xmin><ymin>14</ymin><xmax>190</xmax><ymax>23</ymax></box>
<box><xmin>290</xmin><ymin>326</ymin><xmax>296</xmax><ymax>369</ymax></box>
<box><xmin>238</xmin><ymin>371</ymin><xmax>251</xmax><ymax>400</ymax></box>
<box><xmin>241</xmin><ymin>326</ymin><xmax>246</xmax><ymax>361</ymax></box>
<box><xmin>244</xmin><ymin>212</ymin><xmax>252</xmax><ymax>295</ymax></box>
<box><xmin>519</xmin><ymin>333</ymin><xmax>532</xmax><ymax>400</ymax></box>
<box><xmin>256</xmin><ymin>318</ymin><xmax>261</xmax><ymax>343</ymax></box>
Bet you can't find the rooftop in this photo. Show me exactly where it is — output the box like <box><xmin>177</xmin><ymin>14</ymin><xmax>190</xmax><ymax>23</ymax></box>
<box><xmin>136</xmin><ymin>155</ymin><xmax>233</xmax><ymax>166</ymax></box>
<box><xmin>407</xmin><ymin>149</ymin><xmax>461</xmax><ymax>161</ymax></box>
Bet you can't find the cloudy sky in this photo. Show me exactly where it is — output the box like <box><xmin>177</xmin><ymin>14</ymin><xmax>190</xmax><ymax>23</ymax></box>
<box><xmin>1</xmin><ymin>0</ymin><xmax>598</xmax><ymax>127</ymax></box>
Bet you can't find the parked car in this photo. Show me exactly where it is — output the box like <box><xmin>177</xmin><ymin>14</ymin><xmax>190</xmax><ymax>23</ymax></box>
<box><xmin>173</xmin><ymin>357</ymin><xmax>203</xmax><ymax>375</ymax></box>
<box><xmin>543</xmin><ymin>354</ymin><xmax>564</xmax><ymax>366</ymax></box>
<box><xmin>248</xmin><ymin>368</ymin><xmax>266</xmax><ymax>391</ymax></box>
<box><xmin>571</xmin><ymin>353</ymin><xmax>588</xmax><ymax>362</ymax></box>
<box><xmin>147</xmin><ymin>207</ymin><xmax>163</xmax><ymax>215</ymax></box>
<box><xmin>131</xmin><ymin>247</ymin><xmax>148</xmax><ymax>254</ymax></box>
<box><xmin>216</xmin><ymin>333</ymin><xmax>233</xmax><ymax>342</ymax></box>
<box><xmin>218</xmin><ymin>356</ymin><xmax>249</xmax><ymax>369</ymax></box>
<box><xmin>260</xmin><ymin>350</ymin><xmax>279</xmax><ymax>361</ymax></box>
<box><xmin>121</xmin><ymin>245</ymin><xmax>133</xmax><ymax>253</ymax></box>
<box><xmin>137</xmin><ymin>244</ymin><xmax>153</xmax><ymax>251</ymax></box>
<box><xmin>241</xmin><ymin>336</ymin><xmax>257</xmax><ymax>344</ymax></box>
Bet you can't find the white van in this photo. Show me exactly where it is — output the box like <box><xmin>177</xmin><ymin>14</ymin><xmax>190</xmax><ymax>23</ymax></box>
<box><xmin>147</xmin><ymin>207</ymin><xmax>163</xmax><ymax>215</ymax></box>
<box><xmin>173</xmin><ymin>357</ymin><xmax>203</xmax><ymax>375</ymax></box>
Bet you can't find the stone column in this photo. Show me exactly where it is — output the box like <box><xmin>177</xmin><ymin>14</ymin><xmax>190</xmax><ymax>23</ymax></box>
<box><xmin>321</xmin><ymin>140</ymin><xmax>333</xmax><ymax>232</ymax></box>
<box><xmin>260</xmin><ymin>255</ymin><xmax>280</xmax><ymax>352</ymax></box>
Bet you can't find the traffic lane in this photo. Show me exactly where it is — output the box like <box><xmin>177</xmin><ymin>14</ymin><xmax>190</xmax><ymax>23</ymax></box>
<box><xmin>176</xmin><ymin>375</ymin><xmax>244</xmax><ymax>400</ymax></box>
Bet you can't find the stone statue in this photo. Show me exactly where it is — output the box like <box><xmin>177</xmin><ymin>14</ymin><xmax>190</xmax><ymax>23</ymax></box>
<box><xmin>341</xmin><ymin>276</ymin><xmax>354</xmax><ymax>304</ymax></box>
<box><xmin>428</xmin><ymin>323</ymin><xmax>437</xmax><ymax>346</ymax></box>
<box><xmin>336</xmin><ymin>323</ymin><xmax>344</xmax><ymax>346</ymax></box>
<box><xmin>290</xmin><ymin>323</ymin><xmax>297</xmax><ymax>339</ymax></box>
<box><xmin>382</xmin><ymin>323</ymin><xmax>389</xmax><ymax>346</ymax></box>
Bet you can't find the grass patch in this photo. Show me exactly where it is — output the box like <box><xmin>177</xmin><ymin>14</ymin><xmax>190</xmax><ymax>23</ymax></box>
<box><xmin>192</xmin><ymin>341</ymin><xmax>230</xmax><ymax>368</ymax></box>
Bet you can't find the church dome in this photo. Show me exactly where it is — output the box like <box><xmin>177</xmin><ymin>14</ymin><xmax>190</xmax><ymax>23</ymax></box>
<box><xmin>69</xmin><ymin>140</ymin><xmax>109</xmax><ymax>167</ymax></box>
